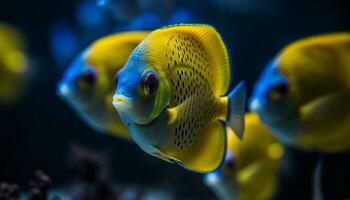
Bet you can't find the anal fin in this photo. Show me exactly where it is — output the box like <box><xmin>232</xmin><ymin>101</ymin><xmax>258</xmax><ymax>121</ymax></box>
<box><xmin>179</xmin><ymin>121</ymin><xmax>227</xmax><ymax>173</ymax></box>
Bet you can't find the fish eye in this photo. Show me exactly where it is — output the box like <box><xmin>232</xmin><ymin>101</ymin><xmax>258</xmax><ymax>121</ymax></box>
<box><xmin>142</xmin><ymin>72</ymin><xmax>159</xmax><ymax>96</ymax></box>
<box><xmin>77</xmin><ymin>68</ymin><xmax>96</xmax><ymax>89</ymax></box>
<box><xmin>269</xmin><ymin>82</ymin><xmax>288</xmax><ymax>101</ymax></box>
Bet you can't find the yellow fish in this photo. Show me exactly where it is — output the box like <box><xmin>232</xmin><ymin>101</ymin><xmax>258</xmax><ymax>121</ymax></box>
<box><xmin>204</xmin><ymin>113</ymin><xmax>283</xmax><ymax>200</ymax></box>
<box><xmin>0</xmin><ymin>23</ymin><xmax>30</xmax><ymax>105</ymax></box>
<box><xmin>250</xmin><ymin>33</ymin><xmax>350</xmax><ymax>152</ymax></box>
<box><xmin>113</xmin><ymin>24</ymin><xmax>246</xmax><ymax>172</ymax></box>
<box><xmin>57</xmin><ymin>32</ymin><xmax>149</xmax><ymax>140</ymax></box>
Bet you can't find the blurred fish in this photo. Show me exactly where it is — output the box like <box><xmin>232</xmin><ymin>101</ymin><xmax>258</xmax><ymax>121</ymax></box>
<box><xmin>57</xmin><ymin>32</ymin><xmax>149</xmax><ymax>140</ymax></box>
<box><xmin>76</xmin><ymin>0</ymin><xmax>108</xmax><ymax>29</ymax></box>
<box><xmin>49</xmin><ymin>22</ymin><xmax>79</xmax><ymax>68</ymax></box>
<box><xmin>167</xmin><ymin>8</ymin><xmax>198</xmax><ymax>25</ymax></box>
<box><xmin>115</xmin><ymin>8</ymin><xmax>198</xmax><ymax>33</ymax></box>
<box><xmin>204</xmin><ymin>113</ymin><xmax>283</xmax><ymax>200</ymax></box>
<box><xmin>97</xmin><ymin>0</ymin><xmax>140</xmax><ymax>22</ymax></box>
<box><xmin>127</xmin><ymin>12</ymin><xmax>162</xmax><ymax>31</ymax></box>
<box><xmin>0</xmin><ymin>23</ymin><xmax>30</xmax><ymax>105</ymax></box>
<box><xmin>113</xmin><ymin>24</ymin><xmax>246</xmax><ymax>172</ymax></box>
<box><xmin>250</xmin><ymin>33</ymin><xmax>350</xmax><ymax>152</ymax></box>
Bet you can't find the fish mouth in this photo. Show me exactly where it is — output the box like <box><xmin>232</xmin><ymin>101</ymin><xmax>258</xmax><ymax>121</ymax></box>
<box><xmin>204</xmin><ymin>172</ymin><xmax>221</xmax><ymax>186</ymax></box>
<box><xmin>112</xmin><ymin>94</ymin><xmax>132</xmax><ymax>112</ymax></box>
<box><xmin>249</xmin><ymin>98</ymin><xmax>264</xmax><ymax>112</ymax></box>
<box><xmin>57</xmin><ymin>83</ymin><xmax>73</xmax><ymax>97</ymax></box>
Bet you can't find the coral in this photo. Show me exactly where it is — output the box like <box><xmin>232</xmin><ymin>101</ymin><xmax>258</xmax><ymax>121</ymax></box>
<box><xmin>28</xmin><ymin>170</ymin><xmax>51</xmax><ymax>200</ymax></box>
<box><xmin>0</xmin><ymin>182</ymin><xmax>20</xmax><ymax>200</ymax></box>
<box><xmin>68</xmin><ymin>145</ymin><xmax>145</xmax><ymax>200</ymax></box>
<box><xmin>0</xmin><ymin>171</ymin><xmax>60</xmax><ymax>200</ymax></box>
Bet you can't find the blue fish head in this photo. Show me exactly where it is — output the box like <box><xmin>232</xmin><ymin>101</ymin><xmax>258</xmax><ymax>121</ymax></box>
<box><xmin>249</xmin><ymin>58</ymin><xmax>291</xmax><ymax>125</ymax></box>
<box><xmin>113</xmin><ymin>49</ymin><xmax>169</xmax><ymax>126</ymax></box>
<box><xmin>57</xmin><ymin>53</ymin><xmax>98</xmax><ymax>108</ymax></box>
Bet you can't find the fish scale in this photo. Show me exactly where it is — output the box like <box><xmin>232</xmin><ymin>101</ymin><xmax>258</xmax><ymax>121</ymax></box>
<box><xmin>164</xmin><ymin>34</ymin><xmax>211</xmax><ymax>92</ymax></box>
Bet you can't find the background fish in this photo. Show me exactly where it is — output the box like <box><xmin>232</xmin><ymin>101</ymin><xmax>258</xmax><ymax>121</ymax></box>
<box><xmin>250</xmin><ymin>33</ymin><xmax>350</xmax><ymax>152</ymax></box>
<box><xmin>204</xmin><ymin>113</ymin><xmax>283</xmax><ymax>200</ymax></box>
<box><xmin>57</xmin><ymin>32</ymin><xmax>149</xmax><ymax>140</ymax></box>
<box><xmin>113</xmin><ymin>24</ymin><xmax>246</xmax><ymax>172</ymax></box>
<box><xmin>0</xmin><ymin>23</ymin><xmax>30</xmax><ymax>105</ymax></box>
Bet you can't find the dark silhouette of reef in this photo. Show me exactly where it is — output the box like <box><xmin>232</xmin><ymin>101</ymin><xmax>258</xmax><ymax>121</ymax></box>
<box><xmin>68</xmin><ymin>145</ymin><xmax>144</xmax><ymax>200</ymax></box>
<box><xmin>0</xmin><ymin>170</ymin><xmax>60</xmax><ymax>200</ymax></box>
<box><xmin>0</xmin><ymin>146</ymin><xmax>145</xmax><ymax>200</ymax></box>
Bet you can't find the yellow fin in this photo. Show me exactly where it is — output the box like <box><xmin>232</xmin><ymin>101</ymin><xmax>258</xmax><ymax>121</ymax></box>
<box><xmin>237</xmin><ymin>161</ymin><xmax>264</xmax><ymax>184</ymax></box>
<box><xmin>279</xmin><ymin>33</ymin><xmax>350</xmax><ymax>97</ymax></box>
<box><xmin>281</xmin><ymin>32</ymin><xmax>350</xmax><ymax>56</ymax></box>
<box><xmin>226</xmin><ymin>126</ymin><xmax>241</xmax><ymax>156</ymax></box>
<box><xmin>84</xmin><ymin>31</ymin><xmax>149</xmax><ymax>69</ymax></box>
<box><xmin>162</xmin><ymin>87</ymin><xmax>227</xmax><ymax>172</ymax></box>
<box><xmin>167</xmin><ymin>107</ymin><xmax>178</xmax><ymax>125</ymax></box>
<box><xmin>299</xmin><ymin>90</ymin><xmax>350</xmax><ymax>123</ymax></box>
<box><xmin>178</xmin><ymin>120</ymin><xmax>227</xmax><ymax>173</ymax></box>
<box><xmin>144</xmin><ymin>24</ymin><xmax>232</xmax><ymax>96</ymax></box>
<box><xmin>149</xmin><ymin>146</ymin><xmax>177</xmax><ymax>164</ymax></box>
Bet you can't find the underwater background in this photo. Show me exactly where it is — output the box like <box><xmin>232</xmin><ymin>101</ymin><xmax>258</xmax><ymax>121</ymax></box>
<box><xmin>0</xmin><ymin>0</ymin><xmax>349</xmax><ymax>199</ymax></box>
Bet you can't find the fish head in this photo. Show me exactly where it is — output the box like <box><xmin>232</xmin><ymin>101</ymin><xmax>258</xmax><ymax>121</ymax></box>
<box><xmin>113</xmin><ymin>49</ymin><xmax>170</xmax><ymax>126</ymax></box>
<box><xmin>57</xmin><ymin>53</ymin><xmax>102</xmax><ymax>109</ymax></box>
<box><xmin>250</xmin><ymin>59</ymin><xmax>292</xmax><ymax>125</ymax></box>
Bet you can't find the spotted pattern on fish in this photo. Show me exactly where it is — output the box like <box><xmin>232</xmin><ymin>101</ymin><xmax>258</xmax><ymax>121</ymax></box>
<box><xmin>158</xmin><ymin>34</ymin><xmax>226</xmax><ymax>154</ymax></box>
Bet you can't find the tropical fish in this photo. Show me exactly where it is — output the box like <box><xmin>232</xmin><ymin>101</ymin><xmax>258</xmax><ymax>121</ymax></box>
<box><xmin>112</xmin><ymin>24</ymin><xmax>246</xmax><ymax>172</ymax></box>
<box><xmin>250</xmin><ymin>33</ymin><xmax>350</xmax><ymax>152</ymax></box>
<box><xmin>0</xmin><ymin>23</ymin><xmax>30</xmax><ymax>105</ymax></box>
<box><xmin>204</xmin><ymin>113</ymin><xmax>283</xmax><ymax>200</ymax></box>
<box><xmin>57</xmin><ymin>31</ymin><xmax>149</xmax><ymax>139</ymax></box>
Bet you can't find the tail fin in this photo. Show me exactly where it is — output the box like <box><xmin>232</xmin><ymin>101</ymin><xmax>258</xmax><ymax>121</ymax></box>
<box><xmin>226</xmin><ymin>82</ymin><xmax>246</xmax><ymax>139</ymax></box>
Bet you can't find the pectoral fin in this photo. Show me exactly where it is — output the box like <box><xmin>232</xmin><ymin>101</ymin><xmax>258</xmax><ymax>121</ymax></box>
<box><xmin>167</xmin><ymin>107</ymin><xmax>178</xmax><ymax>125</ymax></box>
<box><xmin>299</xmin><ymin>90</ymin><xmax>350</xmax><ymax>123</ymax></box>
<box><xmin>149</xmin><ymin>146</ymin><xmax>177</xmax><ymax>164</ymax></box>
<box><xmin>166</xmin><ymin>93</ymin><xmax>196</xmax><ymax>125</ymax></box>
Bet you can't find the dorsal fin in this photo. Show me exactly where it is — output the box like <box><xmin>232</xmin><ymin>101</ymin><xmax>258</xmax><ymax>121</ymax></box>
<box><xmin>141</xmin><ymin>24</ymin><xmax>232</xmax><ymax>96</ymax></box>
<box><xmin>283</xmin><ymin>33</ymin><xmax>350</xmax><ymax>88</ymax></box>
<box><xmin>84</xmin><ymin>32</ymin><xmax>149</xmax><ymax>69</ymax></box>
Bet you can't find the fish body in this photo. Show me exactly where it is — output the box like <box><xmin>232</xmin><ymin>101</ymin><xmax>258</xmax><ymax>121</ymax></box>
<box><xmin>113</xmin><ymin>24</ymin><xmax>246</xmax><ymax>172</ymax></box>
<box><xmin>204</xmin><ymin>113</ymin><xmax>283</xmax><ymax>200</ymax></box>
<box><xmin>0</xmin><ymin>23</ymin><xmax>29</xmax><ymax>105</ymax></box>
<box><xmin>250</xmin><ymin>33</ymin><xmax>350</xmax><ymax>152</ymax></box>
<box><xmin>57</xmin><ymin>32</ymin><xmax>149</xmax><ymax>139</ymax></box>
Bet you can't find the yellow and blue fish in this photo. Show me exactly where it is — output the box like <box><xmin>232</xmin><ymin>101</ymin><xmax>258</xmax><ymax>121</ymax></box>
<box><xmin>57</xmin><ymin>32</ymin><xmax>149</xmax><ymax>139</ymax></box>
<box><xmin>0</xmin><ymin>23</ymin><xmax>30</xmax><ymax>105</ymax></box>
<box><xmin>250</xmin><ymin>33</ymin><xmax>350</xmax><ymax>152</ymax></box>
<box><xmin>204</xmin><ymin>113</ymin><xmax>283</xmax><ymax>200</ymax></box>
<box><xmin>112</xmin><ymin>24</ymin><xmax>246</xmax><ymax>172</ymax></box>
